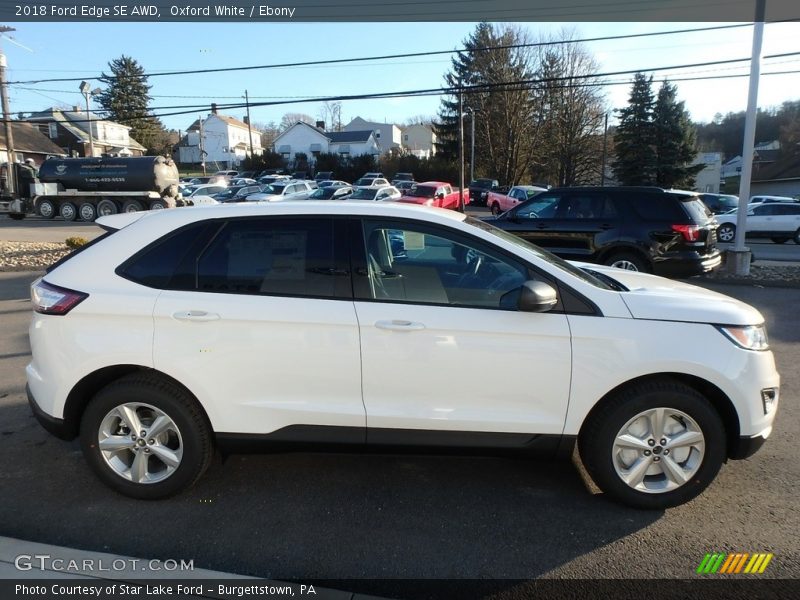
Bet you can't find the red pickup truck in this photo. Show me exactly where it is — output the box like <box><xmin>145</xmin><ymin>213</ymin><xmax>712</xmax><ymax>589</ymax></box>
<box><xmin>396</xmin><ymin>181</ymin><xmax>470</xmax><ymax>210</ymax></box>
<box><xmin>487</xmin><ymin>185</ymin><xmax>548</xmax><ymax>215</ymax></box>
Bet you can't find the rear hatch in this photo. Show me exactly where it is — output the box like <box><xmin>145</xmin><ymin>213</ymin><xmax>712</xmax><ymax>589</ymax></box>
<box><xmin>675</xmin><ymin>193</ymin><xmax>718</xmax><ymax>253</ymax></box>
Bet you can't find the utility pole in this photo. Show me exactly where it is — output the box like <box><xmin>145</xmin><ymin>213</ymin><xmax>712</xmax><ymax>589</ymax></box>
<box><xmin>730</xmin><ymin>0</ymin><xmax>765</xmax><ymax>276</ymax></box>
<box><xmin>600</xmin><ymin>112</ymin><xmax>609</xmax><ymax>186</ymax></box>
<box><xmin>466</xmin><ymin>107</ymin><xmax>476</xmax><ymax>184</ymax></box>
<box><xmin>198</xmin><ymin>116</ymin><xmax>207</xmax><ymax>175</ymax></box>
<box><xmin>244</xmin><ymin>89</ymin><xmax>254</xmax><ymax>159</ymax></box>
<box><xmin>0</xmin><ymin>26</ymin><xmax>17</xmax><ymax>196</ymax></box>
<box><xmin>458</xmin><ymin>83</ymin><xmax>465</xmax><ymax>213</ymax></box>
<box><xmin>79</xmin><ymin>81</ymin><xmax>100</xmax><ymax>157</ymax></box>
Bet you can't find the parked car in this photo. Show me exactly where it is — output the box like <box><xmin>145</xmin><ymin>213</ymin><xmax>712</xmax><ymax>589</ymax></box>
<box><xmin>698</xmin><ymin>193</ymin><xmax>739</xmax><ymax>215</ymax></box>
<box><xmin>353</xmin><ymin>177</ymin><xmax>390</xmax><ymax>188</ymax></box>
<box><xmin>187</xmin><ymin>184</ymin><xmax>227</xmax><ymax>198</ymax></box>
<box><xmin>484</xmin><ymin>187</ymin><xmax>721</xmax><ymax>277</ymax></box>
<box><xmin>187</xmin><ymin>177</ymin><xmax>211</xmax><ymax>185</ymax></box>
<box><xmin>391</xmin><ymin>172</ymin><xmax>414</xmax><ymax>185</ymax></box>
<box><xmin>291</xmin><ymin>171</ymin><xmax>308</xmax><ymax>180</ymax></box>
<box><xmin>27</xmin><ymin>202</ymin><xmax>779</xmax><ymax>507</ymax></box>
<box><xmin>314</xmin><ymin>171</ymin><xmax>334</xmax><ymax>182</ymax></box>
<box><xmin>214</xmin><ymin>170</ymin><xmax>238</xmax><ymax>178</ymax></box>
<box><xmin>245</xmin><ymin>180</ymin><xmax>315</xmax><ymax>202</ymax></box>
<box><xmin>362</xmin><ymin>172</ymin><xmax>384</xmax><ymax>179</ymax></box>
<box><xmin>349</xmin><ymin>186</ymin><xmax>402</xmax><ymax>201</ymax></box>
<box><xmin>488</xmin><ymin>185</ymin><xmax>548</xmax><ymax>215</ymax></box>
<box><xmin>308</xmin><ymin>186</ymin><xmax>354</xmax><ymax>200</ymax></box>
<box><xmin>469</xmin><ymin>178</ymin><xmax>500</xmax><ymax>207</ymax></box>
<box><xmin>394</xmin><ymin>180</ymin><xmax>416</xmax><ymax>194</ymax></box>
<box><xmin>258</xmin><ymin>175</ymin><xmax>290</xmax><ymax>185</ymax></box>
<box><xmin>397</xmin><ymin>181</ymin><xmax>470</xmax><ymax>210</ymax></box>
<box><xmin>749</xmin><ymin>195</ymin><xmax>798</xmax><ymax>205</ymax></box>
<box><xmin>213</xmin><ymin>185</ymin><xmax>265</xmax><ymax>203</ymax></box>
<box><xmin>229</xmin><ymin>178</ymin><xmax>258</xmax><ymax>186</ymax></box>
<box><xmin>317</xmin><ymin>180</ymin><xmax>350</xmax><ymax>188</ymax></box>
<box><xmin>716</xmin><ymin>202</ymin><xmax>800</xmax><ymax>244</ymax></box>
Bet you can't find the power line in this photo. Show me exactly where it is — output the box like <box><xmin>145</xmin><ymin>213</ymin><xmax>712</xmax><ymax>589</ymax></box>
<box><xmin>4</xmin><ymin>22</ymin><xmax>771</xmax><ymax>86</ymax></box>
<box><xmin>8</xmin><ymin>52</ymin><xmax>799</xmax><ymax>126</ymax></box>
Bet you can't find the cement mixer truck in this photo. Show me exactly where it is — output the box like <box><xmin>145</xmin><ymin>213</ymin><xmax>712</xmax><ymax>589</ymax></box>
<box><xmin>0</xmin><ymin>156</ymin><xmax>181</xmax><ymax>222</ymax></box>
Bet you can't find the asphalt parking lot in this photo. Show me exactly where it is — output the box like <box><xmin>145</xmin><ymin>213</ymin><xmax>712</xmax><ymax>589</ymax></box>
<box><xmin>1</xmin><ymin>268</ymin><xmax>798</xmax><ymax>596</ymax></box>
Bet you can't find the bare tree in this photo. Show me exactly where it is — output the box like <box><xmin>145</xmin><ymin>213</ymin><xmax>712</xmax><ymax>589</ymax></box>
<box><xmin>533</xmin><ymin>32</ymin><xmax>607</xmax><ymax>186</ymax></box>
<box><xmin>318</xmin><ymin>102</ymin><xmax>343</xmax><ymax>131</ymax></box>
<box><xmin>279</xmin><ymin>112</ymin><xmax>315</xmax><ymax>132</ymax></box>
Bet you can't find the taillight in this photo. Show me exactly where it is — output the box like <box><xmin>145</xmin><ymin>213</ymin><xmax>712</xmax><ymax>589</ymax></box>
<box><xmin>31</xmin><ymin>279</ymin><xmax>88</xmax><ymax>315</ymax></box>
<box><xmin>672</xmin><ymin>224</ymin><xmax>701</xmax><ymax>242</ymax></box>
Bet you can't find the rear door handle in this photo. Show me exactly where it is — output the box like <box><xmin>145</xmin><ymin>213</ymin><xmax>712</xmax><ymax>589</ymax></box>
<box><xmin>172</xmin><ymin>310</ymin><xmax>220</xmax><ymax>322</ymax></box>
<box><xmin>375</xmin><ymin>320</ymin><xmax>426</xmax><ymax>332</ymax></box>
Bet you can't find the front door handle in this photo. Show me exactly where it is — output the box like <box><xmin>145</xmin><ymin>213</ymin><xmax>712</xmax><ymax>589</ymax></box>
<box><xmin>172</xmin><ymin>310</ymin><xmax>220</xmax><ymax>322</ymax></box>
<box><xmin>375</xmin><ymin>320</ymin><xmax>426</xmax><ymax>332</ymax></box>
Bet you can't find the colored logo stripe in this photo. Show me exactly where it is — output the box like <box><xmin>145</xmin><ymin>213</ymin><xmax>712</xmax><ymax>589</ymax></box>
<box><xmin>700</xmin><ymin>553</ymin><xmax>774</xmax><ymax>574</ymax></box>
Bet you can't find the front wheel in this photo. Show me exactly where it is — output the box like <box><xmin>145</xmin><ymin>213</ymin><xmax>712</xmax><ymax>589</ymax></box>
<box><xmin>579</xmin><ymin>378</ymin><xmax>726</xmax><ymax>509</ymax></box>
<box><xmin>490</xmin><ymin>202</ymin><xmax>501</xmax><ymax>216</ymax></box>
<box><xmin>717</xmin><ymin>223</ymin><xmax>735</xmax><ymax>243</ymax></box>
<box><xmin>794</xmin><ymin>228</ymin><xmax>800</xmax><ymax>245</ymax></box>
<box><xmin>80</xmin><ymin>373</ymin><xmax>213</xmax><ymax>499</ymax></box>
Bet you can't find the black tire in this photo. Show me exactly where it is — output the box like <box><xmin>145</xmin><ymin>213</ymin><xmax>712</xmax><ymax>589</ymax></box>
<box><xmin>80</xmin><ymin>373</ymin><xmax>213</xmax><ymax>500</ymax></box>
<box><xmin>122</xmin><ymin>199</ymin><xmax>144</xmax><ymax>213</ymax></box>
<box><xmin>578</xmin><ymin>378</ymin><xmax>726</xmax><ymax>509</ymax></box>
<box><xmin>602</xmin><ymin>251</ymin><xmax>650</xmax><ymax>273</ymax></box>
<box><xmin>9</xmin><ymin>213</ymin><xmax>25</xmax><ymax>221</ymax></box>
<box><xmin>771</xmin><ymin>237</ymin><xmax>789</xmax><ymax>244</ymax></box>
<box><xmin>37</xmin><ymin>198</ymin><xmax>56</xmax><ymax>219</ymax></box>
<box><xmin>490</xmin><ymin>202</ymin><xmax>501</xmax><ymax>216</ymax></box>
<box><xmin>59</xmin><ymin>202</ymin><xmax>77</xmax><ymax>222</ymax></box>
<box><xmin>794</xmin><ymin>228</ymin><xmax>800</xmax><ymax>245</ymax></box>
<box><xmin>717</xmin><ymin>223</ymin><xmax>735</xmax><ymax>243</ymax></box>
<box><xmin>78</xmin><ymin>202</ymin><xmax>97</xmax><ymax>222</ymax></box>
<box><xmin>149</xmin><ymin>199</ymin><xmax>167</xmax><ymax>210</ymax></box>
<box><xmin>96</xmin><ymin>199</ymin><xmax>118</xmax><ymax>217</ymax></box>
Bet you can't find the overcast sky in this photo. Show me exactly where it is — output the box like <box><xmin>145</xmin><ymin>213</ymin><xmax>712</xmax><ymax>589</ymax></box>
<box><xmin>3</xmin><ymin>21</ymin><xmax>799</xmax><ymax>133</ymax></box>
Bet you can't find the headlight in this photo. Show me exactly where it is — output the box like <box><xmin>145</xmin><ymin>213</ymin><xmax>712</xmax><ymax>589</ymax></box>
<box><xmin>716</xmin><ymin>324</ymin><xmax>769</xmax><ymax>350</ymax></box>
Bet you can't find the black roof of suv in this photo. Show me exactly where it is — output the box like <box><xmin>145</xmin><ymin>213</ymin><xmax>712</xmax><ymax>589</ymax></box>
<box><xmin>484</xmin><ymin>186</ymin><xmax>722</xmax><ymax>277</ymax></box>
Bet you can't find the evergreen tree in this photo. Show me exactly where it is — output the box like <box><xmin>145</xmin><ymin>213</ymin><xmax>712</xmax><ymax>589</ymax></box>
<box><xmin>653</xmin><ymin>80</ymin><xmax>702</xmax><ymax>188</ymax></box>
<box><xmin>612</xmin><ymin>73</ymin><xmax>656</xmax><ymax>185</ymax></box>
<box><xmin>96</xmin><ymin>55</ymin><xmax>168</xmax><ymax>155</ymax></box>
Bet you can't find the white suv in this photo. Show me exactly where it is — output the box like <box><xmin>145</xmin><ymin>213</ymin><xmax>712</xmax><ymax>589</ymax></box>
<box><xmin>27</xmin><ymin>203</ymin><xmax>780</xmax><ymax>507</ymax></box>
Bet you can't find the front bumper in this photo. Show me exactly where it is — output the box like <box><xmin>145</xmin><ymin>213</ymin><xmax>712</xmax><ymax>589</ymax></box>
<box><xmin>729</xmin><ymin>428</ymin><xmax>771</xmax><ymax>460</ymax></box>
<box><xmin>27</xmin><ymin>383</ymin><xmax>72</xmax><ymax>440</ymax></box>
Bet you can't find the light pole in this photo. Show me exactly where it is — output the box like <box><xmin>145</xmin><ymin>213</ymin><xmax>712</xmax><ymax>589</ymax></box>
<box><xmin>79</xmin><ymin>81</ymin><xmax>101</xmax><ymax>157</ymax></box>
<box><xmin>465</xmin><ymin>107</ymin><xmax>476</xmax><ymax>184</ymax></box>
<box><xmin>0</xmin><ymin>26</ymin><xmax>16</xmax><ymax>195</ymax></box>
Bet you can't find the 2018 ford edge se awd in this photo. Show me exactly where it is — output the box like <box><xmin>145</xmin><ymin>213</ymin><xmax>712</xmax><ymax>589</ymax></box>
<box><xmin>27</xmin><ymin>202</ymin><xmax>779</xmax><ymax>508</ymax></box>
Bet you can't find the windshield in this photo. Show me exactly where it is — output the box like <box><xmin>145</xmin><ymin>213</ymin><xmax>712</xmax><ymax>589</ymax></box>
<box><xmin>309</xmin><ymin>187</ymin><xmax>335</xmax><ymax>199</ymax></box>
<box><xmin>466</xmin><ymin>217</ymin><xmax>612</xmax><ymax>290</ymax></box>
<box><xmin>471</xmin><ymin>179</ymin><xmax>495</xmax><ymax>188</ymax></box>
<box><xmin>354</xmin><ymin>178</ymin><xmax>373</xmax><ymax>186</ymax></box>
<box><xmin>350</xmin><ymin>188</ymin><xmax>377</xmax><ymax>200</ymax></box>
<box><xmin>270</xmin><ymin>185</ymin><xmax>286</xmax><ymax>194</ymax></box>
<box><xmin>408</xmin><ymin>185</ymin><xmax>437</xmax><ymax>198</ymax></box>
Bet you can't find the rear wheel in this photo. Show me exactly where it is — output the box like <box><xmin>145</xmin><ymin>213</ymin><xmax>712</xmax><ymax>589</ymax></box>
<box><xmin>490</xmin><ymin>202</ymin><xmax>501</xmax><ymax>216</ymax></box>
<box><xmin>37</xmin><ymin>198</ymin><xmax>56</xmax><ymax>219</ymax></box>
<box><xmin>96</xmin><ymin>199</ymin><xmax>118</xmax><ymax>217</ymax></box>
<box><xmin>149</xmin><ymin>199</ymin><xmax>167</xmax><ymax>210</ymax></box>
<box><xmin>603</xmin><ymin>251</ymin><xmax>649</xmax><ymax>272</ymax></box>
<box><xmin>579</xmin><ymin>378</ymin><xmax>726</xmax><ymax>509</ymax></box>
<box><xmin>59</xmin><ymin>202</ymin><xmax>77</xmax><ymax>222</ymax></box>
<box><xmin>78</xmin><ymin>202</ymin><xmax>97</xmax><ymax>222</ymax></box>
<box><xmin>80</xmin><ymin>373</ymin><xmax>213</xmax><ymax>499</ymax></box>
<box><xmin>122</xmin><ymin>199</ymin><xmax>144</xmax><ymax>213</ymax></box>
<box><xmin>717</xmin><ymin>223</ymin><xmax>735</xmax><ymax>243</ymax></box>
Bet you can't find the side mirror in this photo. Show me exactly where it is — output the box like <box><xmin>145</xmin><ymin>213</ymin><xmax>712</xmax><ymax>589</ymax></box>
<box><xmin>518</xmin><ymin>280</ymin><xmax>558</xmax><ymax>313</ymax></box>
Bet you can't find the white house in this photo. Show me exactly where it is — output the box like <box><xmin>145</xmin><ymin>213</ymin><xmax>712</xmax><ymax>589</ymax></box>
<box><xmin>343</xmin><ymin>117</ymin><xmax>401</xmax><ymax>154</ymax></box>
<box><xmin>179</xmin><ymin>111</ymin><xmax>263</xmax><ymax>168</ymax></box>
<box><xmin>692</xmin><ymin>152</ymin><xmax>722</xmax><ymax>193</ymax></box>
<box><xmin>272</xmin><ymin>122</ymin><xmax>380</xmax><ymax>166</ymax></box>
<box><xmin>401</xmin><ymin>124</ymin><xmax>437</xmax><ymax>158</ymax></box>
<box><xmin>720</xmin><ymin>141</ymin><xmax>781</xmax><ymax>180</ymax></box>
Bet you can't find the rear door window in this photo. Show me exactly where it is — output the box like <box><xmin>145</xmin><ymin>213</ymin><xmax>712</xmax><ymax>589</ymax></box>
<box><xmin>196</xmin><ymin>218</ymin><xmax>340</xmax><ymax>298</ymax></box>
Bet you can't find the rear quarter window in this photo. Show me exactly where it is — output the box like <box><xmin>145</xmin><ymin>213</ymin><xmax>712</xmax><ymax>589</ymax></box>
<box><xmin>679</xmin><ymin>196</ymin><xmax>713</xmax><ymax>223</ymax></box>
<box><xmin>628</xmin><ymin>193</ymin><xmax>686</xmax><ymax>221</ymax></box>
